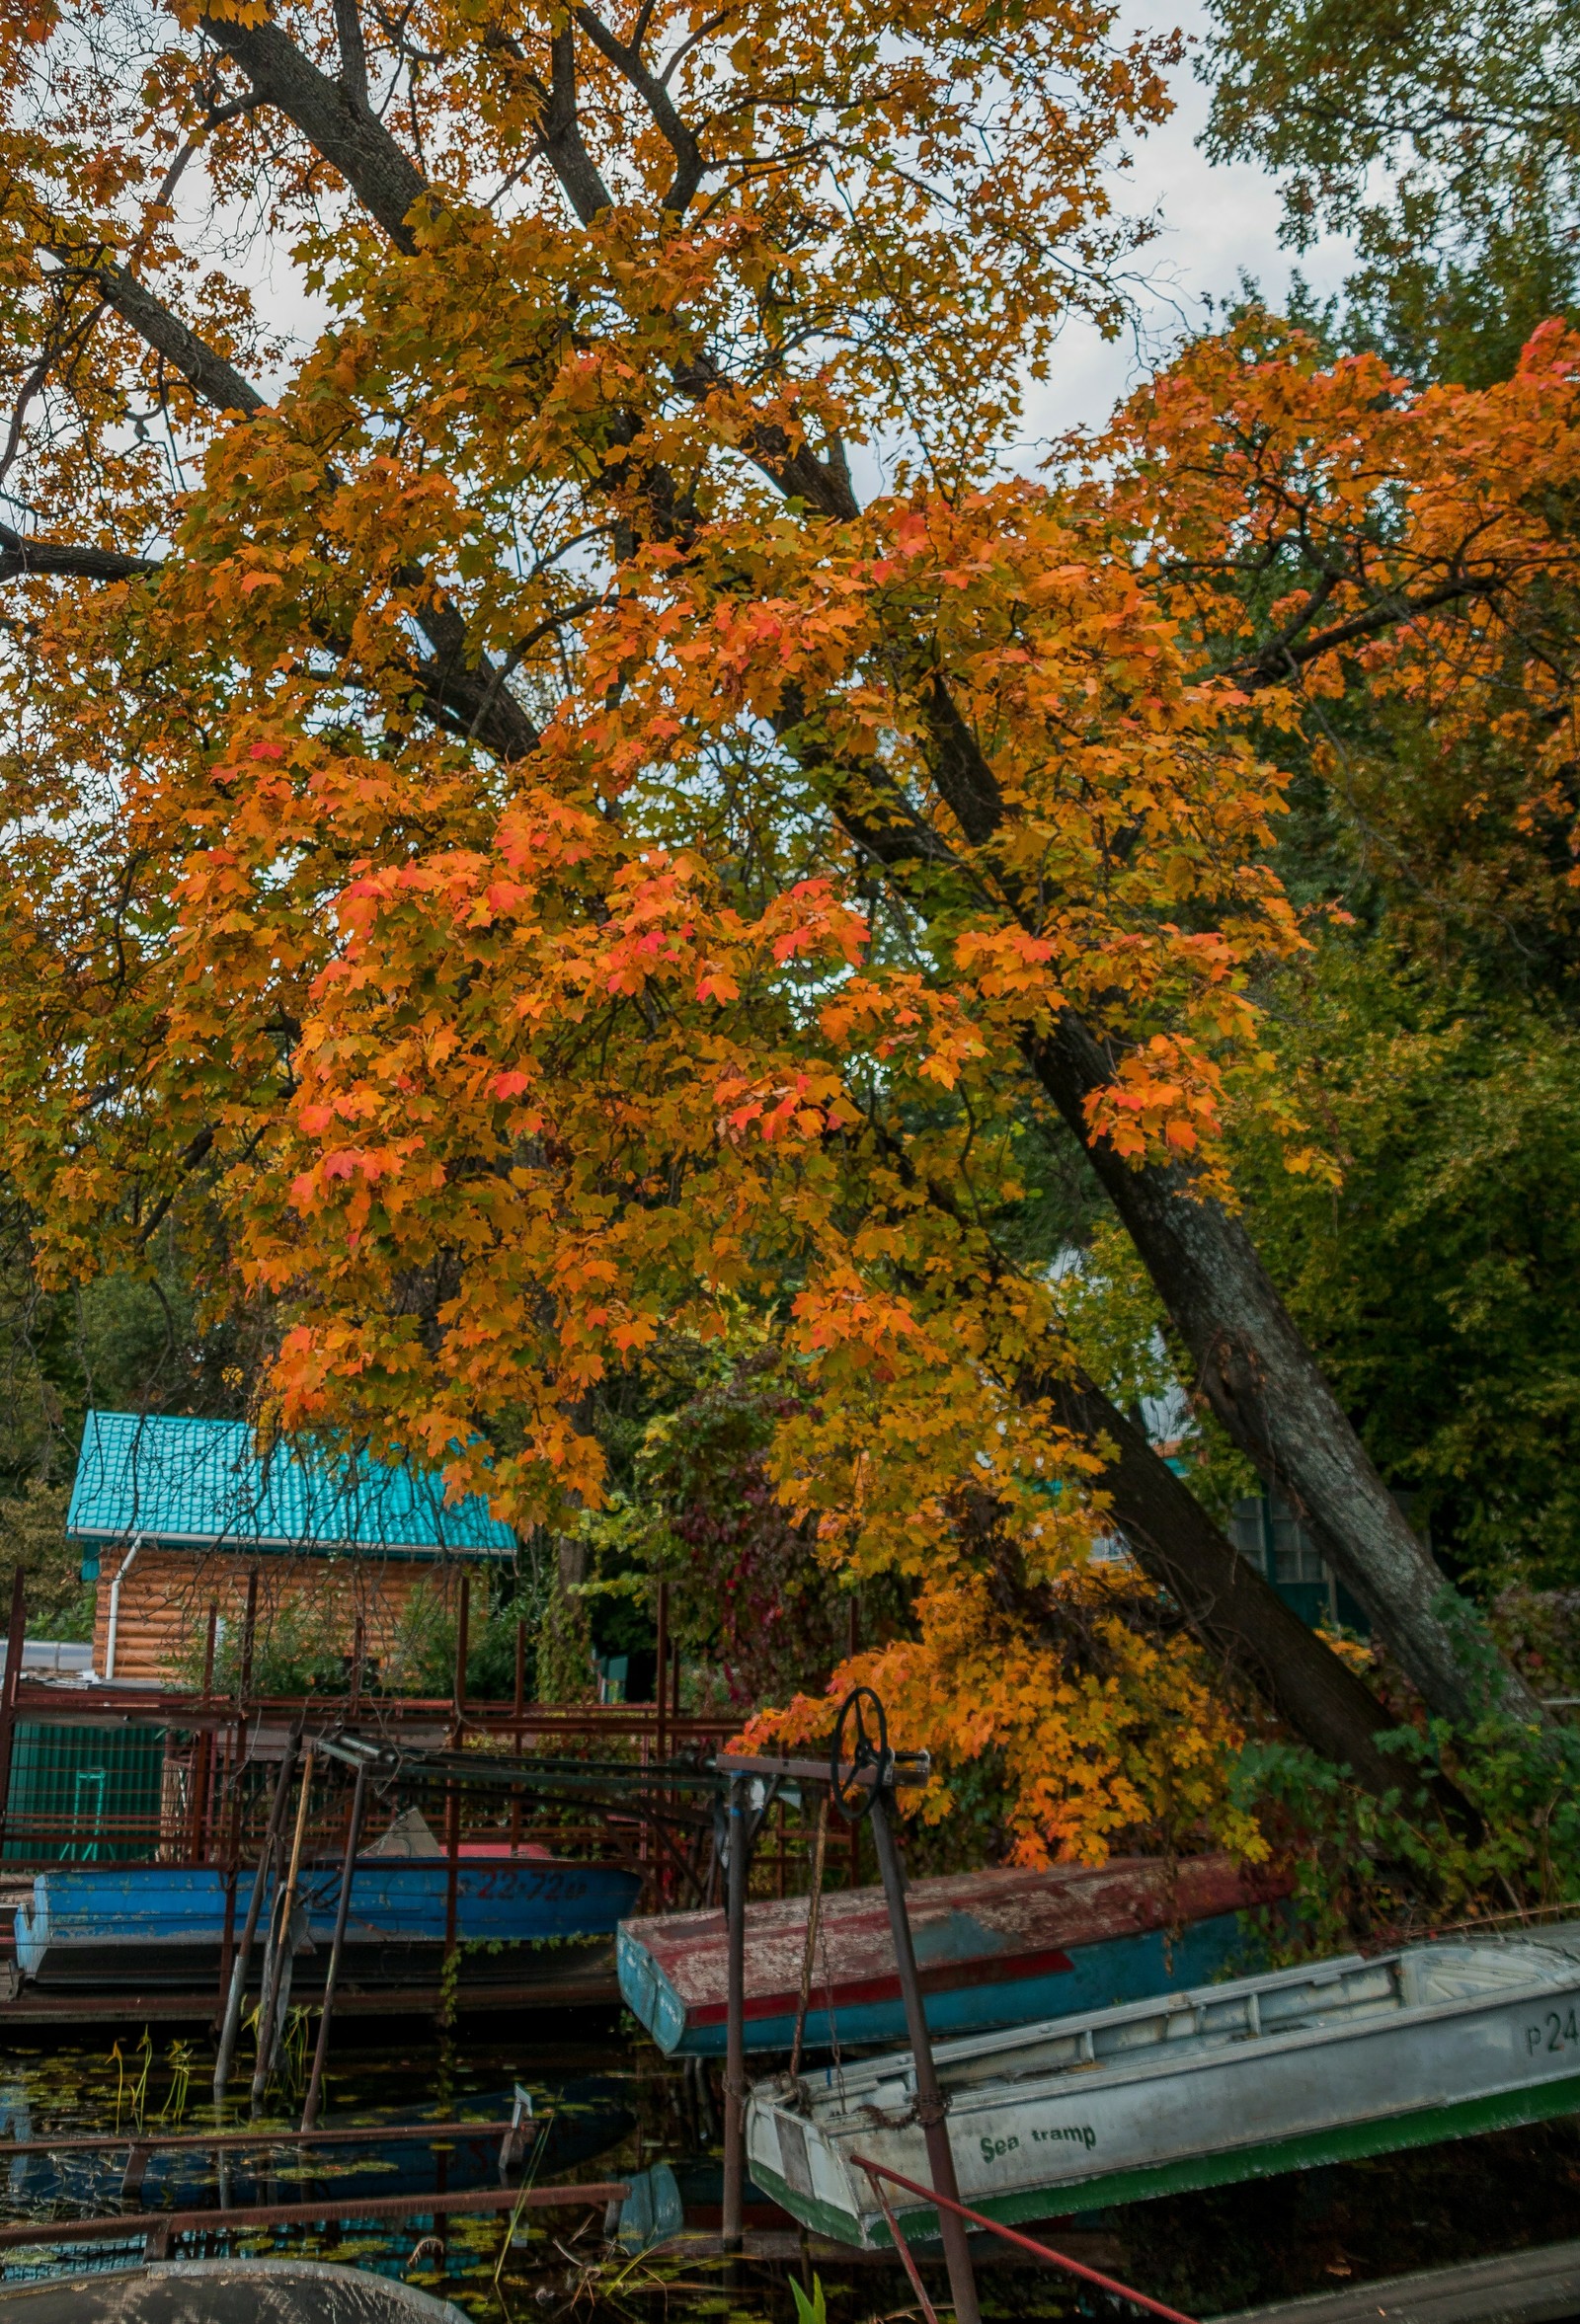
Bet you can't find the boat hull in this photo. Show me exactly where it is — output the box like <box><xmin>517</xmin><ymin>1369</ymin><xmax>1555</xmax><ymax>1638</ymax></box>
<box><xmin>619</xmin><ymin>1854</ymin><xmax>1286</xmax><ymax>2055</ymax></box>
<box><xmin>746</xmin><ymin>1938</ymin><xmax>1580</xmax><ymax>2246</ymax></box>
<box><xmin>14</xmin><ymin>1859</ymin><xmax>642</xmax><ymax>1988</ymax></box>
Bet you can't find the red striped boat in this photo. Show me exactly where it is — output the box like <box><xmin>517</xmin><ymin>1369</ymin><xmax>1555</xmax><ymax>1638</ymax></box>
<box><xmin>618</xmin><ymin>1853</ymin><xmax>1290</xmax><ymax>2055</ymax></box>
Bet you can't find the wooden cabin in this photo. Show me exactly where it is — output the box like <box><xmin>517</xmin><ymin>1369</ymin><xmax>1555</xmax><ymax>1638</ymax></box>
<box><xmin>65</xmin><ymin>1410</ymin><xmax>514</xmax><ymax>1688</ymax></box>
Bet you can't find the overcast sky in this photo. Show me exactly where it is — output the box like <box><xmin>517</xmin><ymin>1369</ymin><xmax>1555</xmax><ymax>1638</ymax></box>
<box><xmin>1019</xmin><ymin>0</ymin><xmax>1358</xmax><ymax>443</ymax></box>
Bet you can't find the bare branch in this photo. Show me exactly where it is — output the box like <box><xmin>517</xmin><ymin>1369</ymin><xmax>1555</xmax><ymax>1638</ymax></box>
<box><xmin>61</xmin><ymin>257</ymin><xmax>267</xmax><ymax>417</ymax></box>
<box><xmin>573</xmin><ymin>4</ymin><xmax>704</xmax><ymax>212</ymax></box>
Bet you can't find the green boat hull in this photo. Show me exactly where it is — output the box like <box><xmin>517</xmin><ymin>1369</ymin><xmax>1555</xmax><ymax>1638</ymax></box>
<box><xmin>750</xmin><ymin>2067</ymin><xmax>1580</xmax><ymax>2249</ymax></box>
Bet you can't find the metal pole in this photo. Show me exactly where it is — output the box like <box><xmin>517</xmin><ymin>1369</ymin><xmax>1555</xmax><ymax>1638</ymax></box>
<box><xmin>300</xmin><ymin>1759</ymin><xmax>367</xmax><ymax>2131</ymax></box>
<box><xmin>442</xmin><ymin>1574</ymin><xmax>466</xmax><ymax>2015</ymax></box>
<box><xmin>721</xmin><ymin>1771</ymin><xmax>748</xmax><ymax>2251</ymax></box>
<box><xmin>453</xmin><ymin>1572</ymin><xmax>470</xmax><ymax>1717</ymax></box>
<box><xmin>510</xmin><ymin>1619</ymin><xmax>525</xmax><ymax>1854</ymax></box>
<box><xmin>846</xmin><ymin>1596</ymin><xmax>861</xmax><ymax>1893</ymax></box>
<box><xmin>216</xmin><ymin>1568</ymin><xmax>261</xmax><ymax>2019</ymax></box>
<box><xmin>868</xmin><ymin>1788</ymin><xmax>981</xmax><ymax>2324</ymax></box>
<box><xmin>654</xmin><ymin>1581</ymin><xmax>670</xmax><ymax>1903</ymax></box>
<box><xmin>0</xmin><ymin>1568</ymin><xmax>27</xmax><ymax>1858</ymax></box>
<box><xmin>188</xmin><ymin>1606</ymin><xmax>217</xmax><ymax>1863</ymax></box>
<box><xmin>213</xmin><ymin>1732</ymin><xmax>298</xmax><ymax>2107</ymax></box>
<box><xmin>442</xmin><ymin>1773</ymin><xmax>460</xmax><ymax>2009</ymax></box>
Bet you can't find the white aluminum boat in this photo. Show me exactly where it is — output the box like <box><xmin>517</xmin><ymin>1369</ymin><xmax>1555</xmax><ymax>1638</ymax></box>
<box><xmin>746</xmin><ymin>1931</ymin><xmax>1580</xmax><ymax>2247</ymax></box>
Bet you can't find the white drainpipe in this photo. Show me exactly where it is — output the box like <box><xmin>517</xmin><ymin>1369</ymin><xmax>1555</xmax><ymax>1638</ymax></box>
<box><xmin>104</xmin><ymin>1534</ymin><xmax>143</xmax><ymax>1681</ymax></box>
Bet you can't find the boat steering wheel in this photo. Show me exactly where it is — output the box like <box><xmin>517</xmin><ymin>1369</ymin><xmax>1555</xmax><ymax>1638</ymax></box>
<box><xmin>830</xmin><ymin>1684</ymin><xmax>891</xmax><ymax>1822</ymax></box>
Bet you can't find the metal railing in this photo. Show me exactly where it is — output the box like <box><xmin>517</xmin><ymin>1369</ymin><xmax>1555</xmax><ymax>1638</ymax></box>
<box><xmin>851</xmin><ymin>2152</ymin><xmax>1199</xmax><ymax>2324</ymax></box>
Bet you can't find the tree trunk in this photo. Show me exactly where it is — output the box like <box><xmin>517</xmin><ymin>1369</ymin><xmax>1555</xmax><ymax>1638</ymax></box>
<box><xmin>1026</xmin><ymin>1015</ymin><xmax>1543</xmax><ymax>1731</ymax></box>
<box><xmin>1040</xmin><ymin>1365</ymin><xmax>1464</xmax><ymax>1811</ymax></box>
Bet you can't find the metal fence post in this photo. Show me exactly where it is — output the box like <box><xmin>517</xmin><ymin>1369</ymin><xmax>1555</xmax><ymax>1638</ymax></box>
<box><xmin>868</xmin><ymin>1788</ymin><xmax>981</xmax><ymax>2324</ymax></box>
<box><xmin>721</xmin><ymin>1770</ymin><xmax>748</xmax><ymax>2251</ymax></box>
<box><xmin>0</xmin><ymin>1569</ymin><xmax>26</xmax><ymax>1859</ymax></box>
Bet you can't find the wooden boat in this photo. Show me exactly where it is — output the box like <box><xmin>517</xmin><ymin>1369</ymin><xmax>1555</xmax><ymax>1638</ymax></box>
<box><xmin>746</xmin><ymin>1930</ymin><xmax>1580</xmax><ymax>2247</ymax></box>
<box><xmin>619</xmin><ymin>1853</ymin><xmax>1287</xmax><ymax>2055</ymax></box>
<box><xmin>13</xmin><ymin>1853</ymin><xmax>641</xmax><ymax>1988</ymax></box>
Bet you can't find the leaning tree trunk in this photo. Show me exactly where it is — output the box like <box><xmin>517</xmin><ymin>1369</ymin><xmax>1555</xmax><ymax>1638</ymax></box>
<box><xmin>1025</xmin><ymin>1015</ymin><xmax>1543</xmax><ymax>1732</ymax></box>
<box><xmin>849</xmin><ymin>702</ymin><xmax>1546</xmax><ymax>1738</ymax></box>
<box><xmin>840</xmin><ymin>775</ymin><xmax>1538</xmax><ymax>1729</ymax></box>
<box><xmin>1040</xmin><ymin>1364</ymin><xmax>1474</xmax><ymax>1818</ymax></box>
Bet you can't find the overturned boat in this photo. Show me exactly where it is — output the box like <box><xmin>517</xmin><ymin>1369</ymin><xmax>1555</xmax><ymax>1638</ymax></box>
<box><xmin>619</xmin><ymin>1853</ymin><xmax>1287</xmax><ymax>2055</ymax></box>
<box><xmin>0</xmin><ymin>2257</ymin><xmax>467</xmax><ymax>2320</ymax></box>
<box><xmin>746</xmin><ymin>1930</ymin><xmax>1580</xmax><ymax>2246</ymax></box>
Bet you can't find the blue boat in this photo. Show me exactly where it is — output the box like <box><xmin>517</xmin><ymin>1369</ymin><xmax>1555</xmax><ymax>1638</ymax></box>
<box><xmin>14</xmin><ymin>1855</ymin><xmax>642</xmax><ymax>1988</ymax></box>
<box><xmin>618</xmin><ymin>1854</ymin><xmax>1289</xmax><ymax>2056</ymax></box>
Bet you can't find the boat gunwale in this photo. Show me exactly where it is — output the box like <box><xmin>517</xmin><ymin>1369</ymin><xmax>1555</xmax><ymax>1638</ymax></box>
<box><xmin>761</xmin><ymin>1944</ymin><xmax>1580</xmax><ymax>2130</ymax></box>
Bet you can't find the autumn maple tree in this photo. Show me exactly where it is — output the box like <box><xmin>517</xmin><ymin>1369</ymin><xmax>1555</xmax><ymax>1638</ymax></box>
<box><xmin>0</xmin><ymin>0</ymin><xmax>1569</xmax><ymax>1855</ymax></box>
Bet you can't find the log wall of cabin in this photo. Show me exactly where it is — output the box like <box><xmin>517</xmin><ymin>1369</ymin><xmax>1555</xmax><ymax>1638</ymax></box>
<box><xmin>91</xmin><ymin>1547</ymin><xmax>469</xmax><ymax>1686</ymax></box>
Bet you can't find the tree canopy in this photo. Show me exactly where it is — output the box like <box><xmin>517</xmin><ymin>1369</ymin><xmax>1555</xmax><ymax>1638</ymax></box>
<box><xmin>0</xmin><ymin>0</ymin><xmax>1574</xmax><ymax>1871</ymax></box>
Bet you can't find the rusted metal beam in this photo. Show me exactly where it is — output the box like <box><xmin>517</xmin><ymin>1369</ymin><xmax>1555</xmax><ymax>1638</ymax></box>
<box><xmin>716</xmin><ymin>1751</ymin><xmax>926</xmax><ymax>1786</ymax></box>
<box><xmin>0</xmin><ymin>1970</ymin><xmax>621</xmax><ymax>2025</ymax></box>
<box><xmin>0</xmin><ymin>2119</ymin><xmax>517</xmax><ymax>2160</ymax></box>
<box><xmin>0</xmin><ymin>2178</ymin><xmax>630</xmax><ymax>2251</ymax></box>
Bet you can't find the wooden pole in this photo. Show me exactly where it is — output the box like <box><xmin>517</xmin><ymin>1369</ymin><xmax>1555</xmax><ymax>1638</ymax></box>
<box><xmin>213</xmin><ymin>1732</ymin><xmax>298</xmax><ymax>2107</ymax></box>
<box><xmin>300</xmin><ymin>1759</ymin><xmax>368</xmax><ymax>2131</ymax></box>
<box><xmin>239</xmin><ymin>1568</ymin><xmax>259</xmax><ymax>1697</ymax></box>
<box><xmin>252</xmin><ymin>1746</ymin><xmax>315</xmax><ymax>2110</ymax></box>
<box><xmin>721</xmin><ymin>1771</ymin><xmax>748</xmax><ymax>2251</ymax></box>
<box><xmin>868</xmin><ymin>1788</ymin><xmax>980</xmax><ymax>2324</ymax></box>
<box><xmin>0</xmin><ymin>1569</ymin><xmax>27</xmax><ymax>1859</ymax></box>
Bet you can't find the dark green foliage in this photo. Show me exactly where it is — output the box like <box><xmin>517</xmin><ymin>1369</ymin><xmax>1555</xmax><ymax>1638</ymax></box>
<box><xmin>586</xmin><ymin>1344</ymin><xmax>863</xmax><ymax>1710</ymax></box>
<box><xmin>1237</xmin><ymin>946</ymin><xmax>1580</xmax><ymax>1589</ymax></box>
<box><xmin>1200</xmin><ymin>0</ymin><xmax>1580</xmax><ymax>384</ymax></box>
<box><xmin>0</xmin><ymin>1483</ymin><xmax>95</xmax><ymax>1640</ymax></box>
<box><xmin>0</xmin><ymin>1217</ymin><xmax>266</xmax><ymax>1497</ymax></box>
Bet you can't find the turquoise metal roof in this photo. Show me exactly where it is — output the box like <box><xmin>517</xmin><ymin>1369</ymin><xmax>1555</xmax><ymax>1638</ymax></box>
<box><xmin>66</xmin><ymin>1411</ymin><xmax>515</xmax><ymax>1560</ymax></box>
